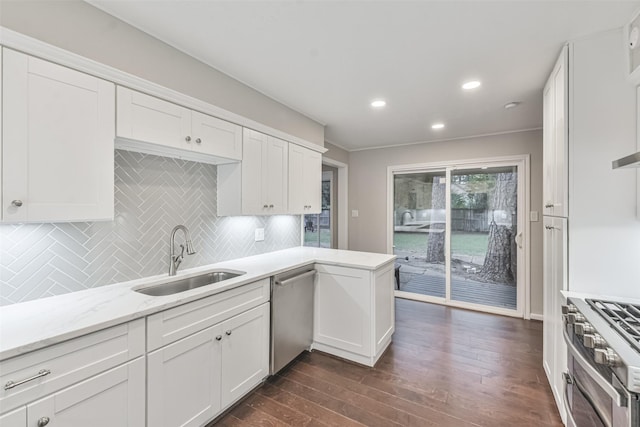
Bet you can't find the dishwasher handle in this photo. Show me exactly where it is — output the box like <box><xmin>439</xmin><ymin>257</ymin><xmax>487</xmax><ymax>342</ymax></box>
<box><xmin>274</xmin><ymin>270</ymin><xmax>316</xmax><ymax>286</ymax></box>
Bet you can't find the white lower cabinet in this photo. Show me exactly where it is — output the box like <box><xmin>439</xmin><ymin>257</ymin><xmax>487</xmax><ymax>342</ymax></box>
<box><xmin>147</xmin><ymin>325</ymin><xmax>222</xmax><ymax>427</ymax></box>
<box><xmin>220</xmin><ymin>303</ymin><xmax>270</xmax><ymax>408</ymax></box>
<box><xmin>0</xmin><ymin>408</ymin><xmax>26</xmax><ymax>426</ymax></box>
<box><xmin>0</xmin><ymin>320</ymin><xmax>145</xmax><ymax>427</ymax></box>
<box><xmin>313</xmin><ymin>262</ymin><xmax>395</xmax><ymax>367</ymax></box>
<box><xmin>26</xmin><ymin>358</ymin><xmax>145</xmax><ymax>427</ymax></box>
<box><xmin>146</xmin><ymin>301</ymin><xmax>270</xmax><ymax>427</ymax></box>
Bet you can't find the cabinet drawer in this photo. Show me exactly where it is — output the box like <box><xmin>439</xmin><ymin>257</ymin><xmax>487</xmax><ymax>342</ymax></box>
<box><xmin>147</xmin><ymin>279</ymin><xmax>270</xmax><ymax>351</ymax></box>
<box><xmin>0</xmin><ymin>319</ymin><xmax>144</xmax><ymax>413</ymax></box>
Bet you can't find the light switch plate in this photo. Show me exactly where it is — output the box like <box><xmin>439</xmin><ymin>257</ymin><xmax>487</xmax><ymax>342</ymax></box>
<box><xmin>530</xmin><ymin>211</ymin><xmax>539</xmax><ymax>222</ymax></box>
<box><xmin>255</xmin><ymin>228</ymin><xmax>265</xmax><ymax>241</ymax></box>
<box><xmin>352</xmin><ymin>210</ymin><xmax>359</xmax><ymax>218</ymax></box>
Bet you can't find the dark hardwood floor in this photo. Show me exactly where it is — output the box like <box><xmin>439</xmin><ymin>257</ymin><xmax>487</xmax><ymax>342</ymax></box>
<box><xmin>212</xmin><ymin>298</ymin><xmax>563</xmax><ymax>427</ymax></box>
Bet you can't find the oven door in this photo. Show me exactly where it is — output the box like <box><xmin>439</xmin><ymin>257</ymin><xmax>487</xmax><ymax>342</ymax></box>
<box><xmin>563</xmin><ymin>328</ymin><xmax>633</xmax><ymax>427</ymax></box>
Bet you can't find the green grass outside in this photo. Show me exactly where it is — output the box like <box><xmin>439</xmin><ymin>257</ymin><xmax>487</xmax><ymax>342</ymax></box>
<box><xmin>304</xmin><ymin>229</ymin><xmax>332</xmax><ymax>248</ymax></box>
<box><xmin>394</xmin><ymin>231</ymin><xmax>488</xmax><ymax>257</ymax></box>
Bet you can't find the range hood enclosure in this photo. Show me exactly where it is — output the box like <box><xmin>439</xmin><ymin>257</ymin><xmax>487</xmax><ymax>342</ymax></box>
<box><xmin>612</xmin><ymin>151</ymin><xmax>640</xmax><ymax>168</ymax></box>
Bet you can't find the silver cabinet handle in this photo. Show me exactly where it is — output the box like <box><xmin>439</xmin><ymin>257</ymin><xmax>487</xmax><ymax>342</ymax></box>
<box><xmin>545</xmin><ymin>225</ymin><xmax>554</xmax><ymax>230</ymax></box>
<box><xmin>185</xmin><ymin>136</ymin><xmax>191</xmax><ymax>142</ymax></box>
<box><xmin>225</xmin><ymin>330</ymin><xmax>232</xmax><ymax>336</ymax></box>
<box><xmin>544</xmin><ymin>203</ymin><xmax>554</xmax><ymax>208</ymax></box>
<box><xmin>263</xmin><ymin>204</ymin><xmax>269</xmax><ymax>208</ymax></box>
<box><xmin>269</xmin><ymin>204</ymin><xmax>274</xmax><ymax>208</ymax></box>
<box><xmin>4</xmin><ymin>369</ymin><xmax>51</xmax><ymax>390</ymax></box>
<box><xmin>215</xmin><ymin>335</ymin><xmax>222</xmax><ymax>341</ymax></box>
<box><xmin>195</xmin><ymin>138</ymin><xmax>202</xmax><ymax>144</ymax></box>
<box><xmin>37</xmin><ymin>417</ymin><xmax>50</xmax><ymax>427</ymax></box>
<box><xmin>11</xmin><ymin>200</ymin><xmax>23</xmax><ymax>207</ymax></box>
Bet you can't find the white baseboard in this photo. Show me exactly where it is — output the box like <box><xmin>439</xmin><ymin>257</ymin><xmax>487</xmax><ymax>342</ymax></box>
<box><xmin>530</xmin><ymin>313</ymin><xmax>543</xmax><ymax>321</ymax></box>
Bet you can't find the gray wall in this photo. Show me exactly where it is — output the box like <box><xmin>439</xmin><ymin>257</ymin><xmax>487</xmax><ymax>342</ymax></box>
<box><xmin>323</xmin><ymin>141</ymin><xmax>350</xmax><ymax>165</ymax></box>
<box><xmin>347</xmin><ymin>130</ymin><xmax>544</xmax><ymax>316</ymax></box>
<box><xmin>0</xmin><ymin>0</ymin><xmax>324</xmax><ymax>146</ymax></box>
<box><xmin>0</xmin><ymin>151</ymin><xmax>301</xmax><ymax>306</ymax></box>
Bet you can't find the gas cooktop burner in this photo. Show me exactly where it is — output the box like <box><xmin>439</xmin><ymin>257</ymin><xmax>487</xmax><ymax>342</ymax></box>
<box><xmin>587</xmin><ymin>299</ymin><xmax>640</xmax><ymax>353</ymax></box>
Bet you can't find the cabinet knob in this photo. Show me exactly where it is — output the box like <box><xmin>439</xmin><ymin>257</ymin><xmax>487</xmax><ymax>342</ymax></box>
<box><xmin>263</xmin><ymin>204</ymin><xmax>269</xmax><ymax>208</ymax></box>
<box><xmin>185</xmin><ymin>136</ymin><xmax>192</xmax><ymax>142</ymax></box>
<box><xmin>225</xmin><ymin>330</ymin><xmax>232</xmax><ymax>336</ymax></box>
<box><xmin>37</xmin><ymin>417</ymin><xmax>50</xmax><ymax>427</ymax></box>
<box><xmin>195</xmin><ymin>138</ymin><xmax>202</xmax><ymax>144</ymax></box>
<box><xmin>269</xmin><ymin>204</ymin><xmax>274</xmax><ymax>208</ymax></box>
<box><xmin>215</xmin><ymin>335</ymin><xmax>222</xmax><ymax>341</ymax></box>
<box><xmin>11</xmin><ymin>200</ymin><xmax>23</xmax><ymax>207</ymax></box>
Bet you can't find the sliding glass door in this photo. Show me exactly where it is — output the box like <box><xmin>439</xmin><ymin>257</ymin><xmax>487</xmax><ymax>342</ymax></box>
<box><xmin>449</xmin><ymin>166</ymin><xmax>518</xmax><ymax>310</ymax></box>
<box><xmin>392</xmin><ymin>159</ymin><xmax>525</xmax><ymax>316</ymax></box>
<box><xmin>393</xmin><ymin>171</ymin><xmax>447</xmax><ymax>298</ymax></box>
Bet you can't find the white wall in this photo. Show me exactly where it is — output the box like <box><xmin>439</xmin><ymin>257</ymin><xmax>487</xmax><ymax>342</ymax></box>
<box><xmin>347</xmin><ymin>130</ymin><xmax>544</xmax><ymax>315</ymax></box>
<box><xmin>568</xmin><ymin>29</ymin><xmax>640</xmax><ymax>299</ymax></box>
<box><xmin>0</xmin><ymin>0</ymin><xmax>324</xmax><ymax>146</ymax></box>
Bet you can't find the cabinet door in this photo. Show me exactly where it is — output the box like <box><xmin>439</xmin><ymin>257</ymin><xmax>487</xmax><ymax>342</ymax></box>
<box><xmin>0</xmin><ymin>407</ymin><xmax>26</xmax><ymax>427</ymax></box>
<box><xmin>288</xmin><ymin>143</ymin><xmax>306</xmax><ymax>214</ymax></box>
<box><xmin>265</xmin><ymin>136</ymin><xmax>288</xmax><ymax>214</ymax></box>
<box><xmin>542</xmin><ymin>46</ymin><xmax>568</xmax><ymax>218</ymax></box>
<box><xmin>2</xmin><ymin>49</ymin><xmax>115</xmax><ymax>222</ymax></box>
<box><xmin>241</xmin><ymin>129</ymin><xmax>267</xmax><ymax>214</ymax></box>
<box><xmin>191</xmin><ymin>111</ymin><xmax>242</xmax><ymax>160</ymax></box>
<box><xmin>303</xmin><ymin>148</ymin><xmax>322</xmax><ymax>213</ymax></box>
<box><xmin>542</xmin><ymin>216</ymin><xmax>568</xmax><ymax>413</ymax></box>
<box><xmin>220</xmin><ymin>303</ymin><xmax>270</xmax><ymax>409</ymax></box>
<box><xmin>288</xmin><ymin>144</ymin><xmax>322</xmax><ymax>214</ymax></box>
<box><xmin>314</xmin><ymin>265</ymin><xmax>371</xmax><ymax>357</ymax></box>
<box><xmin>148</xmin><ymin>325</ymin><xmax>222</xmax><ymax>427</ymax></box>
<box><xmin>117</xmin><ymin>86</ymin><xmax>191</xmax><ymax>150</ymax></box>
<box><xmin>26</xmin><ymin>358</ymin><xmax>145</xmax><ymax>427</ymax></box>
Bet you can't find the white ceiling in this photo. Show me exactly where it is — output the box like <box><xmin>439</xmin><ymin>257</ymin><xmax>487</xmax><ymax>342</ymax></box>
<box><xmin>88</xmin><ymin>1</ymin><xmax>639</xmax><ymax>151</ymax></box>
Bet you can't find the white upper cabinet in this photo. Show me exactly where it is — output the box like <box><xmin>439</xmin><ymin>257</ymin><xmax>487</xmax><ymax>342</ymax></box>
<box><xmin>116</xmin><ymin>86</ymin><xmax>242</xmax><ymax>164</ymax></box>
<box><xmin>191</xmin><ymin>111</ymin><xmax>242</xmax><ymax>160</ymax></box>
<box><xmin>219</xmin><ymin>128</ymin><xmax>290</xmax><ymax>216</ymax></box>
<box><xmin>1</xmin><ymin>48</ymin><xmax>115</xmax><ymax>223</ymax></box>
<box><xmin>288</xmin><ymin>143</ymin><xmax>322</xmax><ymax>214</ymax></box>
<box><xmin>543</xmin><ymin>46</ymin><xmax>568</xmax><ymax>218</ymax></box>
<box><xmin>117</xmin><ymin>86</ymin><xmax>190</xmax><ymax>150</ymax></box>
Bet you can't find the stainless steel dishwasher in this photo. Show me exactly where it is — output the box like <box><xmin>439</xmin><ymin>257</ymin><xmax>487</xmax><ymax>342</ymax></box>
<box><xmin>270</xmin><ymin>266</ymin><xmax>316</xmax><ymax>374</ymax></box>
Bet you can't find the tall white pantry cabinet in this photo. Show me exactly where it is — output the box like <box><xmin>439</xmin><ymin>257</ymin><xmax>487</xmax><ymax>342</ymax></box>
<box><xmin>542</xmin><ymin>28</ymin><xmax>638</xmax><ymax>423</ymax></box>
<box><xmin>542</xmin><ymin>44</ymin><xmax>569</xmax><ymax>424</ymax></box>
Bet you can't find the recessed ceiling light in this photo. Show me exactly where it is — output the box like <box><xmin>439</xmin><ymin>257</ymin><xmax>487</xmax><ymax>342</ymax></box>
<box><xmin>371</xmin><ymin>100</ymin><xmax>386</xmax><ymax>108</ymax></box>
<box><xmin>462</xmin><ymin>80</ymin><xmax>481</xmax><ymax>90</ymax></box>
<box><xmin>431</xmin><ymin>123</ymin><xmax>445</xmax><ymax>130</ymax></box>
<box><xmin>504</xmin><ymin>101</ymin><xmax>521</xmax><ymax>109</ymax></box>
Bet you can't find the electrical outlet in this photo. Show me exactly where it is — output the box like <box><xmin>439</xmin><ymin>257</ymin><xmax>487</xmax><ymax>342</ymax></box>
<box><xmin>530</xmin><ymin>211</ymin><xmax>539</xmax><ymax>222</ymax></box>
<box><xmin>352</xmin><ymin>210</ymin><xmax>359</xmax><ymax>218</ymax></box>
<box><xmin>255</xmin><ymin>228</ymin><xmax>265</xmax><ymax>241</ymax></box>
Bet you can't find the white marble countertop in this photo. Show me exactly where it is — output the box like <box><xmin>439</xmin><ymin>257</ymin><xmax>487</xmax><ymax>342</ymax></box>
<box><xmin>0</xmin><ymin>247</ymin><xmax>395</xmax><ymax>360</ymax></box>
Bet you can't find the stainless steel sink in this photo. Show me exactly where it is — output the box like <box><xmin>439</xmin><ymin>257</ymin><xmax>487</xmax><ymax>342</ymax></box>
<box><xmin>135</xmin><ymin>270</ymin><xmax>245</xmax><ymax>296</ymax></box>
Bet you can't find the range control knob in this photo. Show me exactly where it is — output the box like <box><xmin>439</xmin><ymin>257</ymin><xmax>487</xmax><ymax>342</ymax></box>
<box><xmin>574</xmin><ymin>323</ymin><xmax>595</xmax><ymax>336</ymax></box>
<box><xmin>594</xmin><ymin>348</ymin><xmax>620</xmax><ymax>367</ymax></box>
<box><xmin>583</xmin><ymin>334</ymin><xmax>607</xmax><ymax>349</ymax></box>
<box><xmin>566</xmin><ymin>313</ymin><xmax>585</xmax><ymax>324</ymax></box>
<box><xmin>562</xmin><ymin>304</ymin><xmax>578</xmax><ymax>315</ymax></box>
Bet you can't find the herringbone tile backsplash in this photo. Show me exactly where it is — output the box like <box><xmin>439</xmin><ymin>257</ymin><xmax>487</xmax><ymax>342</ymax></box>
<box><xmin>0</xmin><ymin>150</ymin><xmax>301</xmax><ymax>306</ymax></box>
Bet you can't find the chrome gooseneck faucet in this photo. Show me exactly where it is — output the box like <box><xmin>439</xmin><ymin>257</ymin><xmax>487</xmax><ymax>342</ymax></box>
<box><xmin>169</xmin><ymin>225</ymin><xmax>196</xmax><ymax>276</ymax></box>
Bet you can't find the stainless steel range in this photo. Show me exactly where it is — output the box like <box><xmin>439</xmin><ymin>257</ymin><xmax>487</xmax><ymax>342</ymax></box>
<box><xmin>562</xmin><ymin>297</ymin><xmax>640</xmax><ymax>427</ymax></box>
